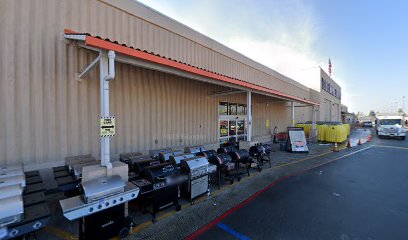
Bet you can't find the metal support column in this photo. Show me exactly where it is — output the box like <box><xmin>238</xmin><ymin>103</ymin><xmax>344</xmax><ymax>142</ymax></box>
<box><xmin>99</xmin><ymin>51</ymin><xmax>115</xmax><ymax>169</ymax></box>
<box><xmin>291</xmin><ymin>101</ymin><xmax>295</xmax><ymax>127</ymax></box>
<box><xmin>247</xmin><ymin>91</ymin><xmax>252</xmax><ymax>141</ymax></box>
<box><xmin>311</xmin><ymin>105</ymin><xmax>318</xmax><ymax>142</ymax></box>
<box><xmin>100</xmin><ymin>53</ymin><xmax>108</xmax><ymax>167</ymax></box>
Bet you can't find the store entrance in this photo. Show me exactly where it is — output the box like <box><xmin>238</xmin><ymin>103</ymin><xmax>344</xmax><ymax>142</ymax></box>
<box><xmin>218</xmin><ymin>102</ymin><xmax>247</xmax><ymax>144</ymax></box>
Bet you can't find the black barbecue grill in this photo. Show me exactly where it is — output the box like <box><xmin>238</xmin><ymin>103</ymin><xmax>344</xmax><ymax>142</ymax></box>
<box><xmin>216</xmin><ymin>147</ymin><xmax>252</xmax><ymax>181</ymax></box>
<box><xmin>134</xmin><ymin>163</ymin><xmax>183</xmax><ymax>222</ymax></box>
<box><xmin>249</xmin><ymin>144</ymin><xmax>272</xmax><ymax>171</ymax></box>
<box><xmin>201</xmin><ymin>151</ymin><xmax>236</xmax><ymax>188</ymax></box>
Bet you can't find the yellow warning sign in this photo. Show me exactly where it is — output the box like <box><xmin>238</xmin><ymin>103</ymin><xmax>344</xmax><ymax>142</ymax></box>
<box><xmin>100</xmin><ymin>117</ymin><xmax>115</xmax><ymax>137</ymax></box>
<box><xmin>265</xmin><ymin>119</ymin><xmax>270</xmax><ymax>129</ymax></box>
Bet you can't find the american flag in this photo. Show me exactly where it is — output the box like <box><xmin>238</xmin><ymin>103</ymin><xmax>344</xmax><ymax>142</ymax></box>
<box><xmin>328</xmin><ymin>58</ymin><xmax>332</xmax><ymax>76</ymax></box>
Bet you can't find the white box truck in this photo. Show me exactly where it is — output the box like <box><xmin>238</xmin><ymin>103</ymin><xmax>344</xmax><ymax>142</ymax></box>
<box><xmin>376</xmin><ymin>115</ymin><xmax>406</xmax><ymax>140</ymax></box>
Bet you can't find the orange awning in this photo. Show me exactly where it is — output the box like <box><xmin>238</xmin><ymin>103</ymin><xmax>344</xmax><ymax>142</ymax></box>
<box><xmin>64</xmin><ymin>29</ymin><xmax>318</xmax><ymax>106</ymax></box>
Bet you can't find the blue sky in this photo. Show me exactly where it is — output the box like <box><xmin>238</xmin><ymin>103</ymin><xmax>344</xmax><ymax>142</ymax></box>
<box><xmin>137</xmin><ymin>0</ymin><xmax>408</xmax><ymax>114</ymax></box>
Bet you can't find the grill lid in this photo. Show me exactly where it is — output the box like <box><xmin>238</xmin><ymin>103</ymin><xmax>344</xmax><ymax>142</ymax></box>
<box><xmin>159</xmin><ymin>151</ymin><xmax>183</xmax><ymax>162</ymax></box>
<box><xmin>0</xmin><ymin>169</ymin><xmax>24</xmax><ymax>178</ymax></box>
<box><xmin>0</xmin><ymin>195</ymin><xmax>24</xmax><ymax>227</ymax></box>
<box><xmin>81</xmin><ymin>175</ymin><xmax>125</xmax><ymax>203</ymax></box>
<box><xmin>181</xmin><ymin>156</ymin><xmax>209</xmax><ymax>171</ymax></box>
<box><xmin>184</xmin><ymin>145</ymin><xmax>206</xmax><ymax>154</ymax></box>
<box><xmin>0</xmin><ymin>164</ymin><xmax>23</xmax><ymax>172</ymax></box>
<box><xmin>169</xmin><ymin>153</ymin><xmax>195</xmax><ymax>165</ymax></box>
<box><xmin>0</xmin><ymin>175</ymin><xmax>26</xmax><ymax>188</ymax></box>
<box><xmin>149</xmin><ymin>148</ymin><xmax>172</xmax><ymax>159</ymax></box>
<box><xmin>142</xmin><ymin>163</ymin><xmax>178</xmax><ymax>182</ymax></box>
<box><xmin>72</xmin><ymin>160</ymin><xmax>100</xmax><ymax>178</ymax></box>
<box><xmin>0</xmin><ymin>184</ymin><xmax>23</xmax><ymax>199</ymax></box>
<box><xmin>249</xmin><ymin>145</ymin><xmax>266</xmax><ymax>157</ymax></box>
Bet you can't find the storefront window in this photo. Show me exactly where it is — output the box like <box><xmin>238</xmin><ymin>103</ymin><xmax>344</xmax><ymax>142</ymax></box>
<box><xmin>219</xmin><ymin>102</ymin><xmax>228</xmax><ymax>115</ymax></box>
<box><xmin>219</xmin><ymin>120</ymin><xmax>228</xmax><ymax>137</ymax></box>
<box><xmin>229</xmin><ymin>120</ymin><xmax>237</xmax><ymax>136</ymax></box>
<box><xmin>237</xmin><ymin>120</ymin><xmax>245</xmax><ymax>135</ymax></box>
<box><xmin>237</xmin><ymin>104</ymin><xmax>247</xmax><ymax>115</ymax></box>
<box><xmin>228</xmin><ymin>103</ymin><xmax>237</xmax><ymax>115</ymax></box>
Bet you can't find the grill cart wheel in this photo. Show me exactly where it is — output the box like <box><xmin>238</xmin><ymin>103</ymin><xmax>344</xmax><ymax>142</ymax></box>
<box><xmin>119</xmin><ymin>227</ymin><xmax>130</xmax><ymax>239</ymax></box>
<box><xmin>230</xmin><ymin>179</ymin><xmax>234</xmax><ymax>185</ymax></box>
<box><xmin>175</xmin><ymin>204</ymin><xmax>182</xmax><ymax>211</ymax></box>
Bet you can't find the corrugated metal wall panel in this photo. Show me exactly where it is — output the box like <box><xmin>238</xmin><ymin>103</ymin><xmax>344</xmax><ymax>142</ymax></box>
<box><xmin>0</xmin><ymin>0</ymin><xmax>305</xmax><ymax>168</ymax></box>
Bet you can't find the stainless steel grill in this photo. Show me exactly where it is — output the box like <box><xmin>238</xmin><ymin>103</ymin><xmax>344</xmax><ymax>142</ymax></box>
<box><xmin>59</xmin><ymin>176</ymin><xmax>139</xmax><ymax>221</ymax></box>
<box><xmin>81</xmin><ymin>175</ymin><xmax>125</xmax><ymax>204</ymax></box>
<box><xmin>180</xmin><ymin>156</ymin><xmax>215</xmax><ymax>203</ymax></box>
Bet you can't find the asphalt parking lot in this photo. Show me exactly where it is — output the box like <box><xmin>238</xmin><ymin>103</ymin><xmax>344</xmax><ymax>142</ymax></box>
<box><xmin>190</xmin><ymin>135</ymin><xmax>408</xmax><ymax>240</ymax></box>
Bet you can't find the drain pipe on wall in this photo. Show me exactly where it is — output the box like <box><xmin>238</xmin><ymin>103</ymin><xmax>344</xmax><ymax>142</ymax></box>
<box><xmin>100</xmin><ymin>50</ymin><xmax>116</xmax><ymax>173</ymax></box>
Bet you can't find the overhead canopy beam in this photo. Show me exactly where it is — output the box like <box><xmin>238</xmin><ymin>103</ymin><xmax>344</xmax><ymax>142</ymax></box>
<box><xmin>64</xmin><ymin>29</ymin><xmax>319</xmax><ymax>107</ymax></box>
<box><xmin>210</xmin><ymin>89</ymin><xmax>245</xmax><ymax>97</ymax></box>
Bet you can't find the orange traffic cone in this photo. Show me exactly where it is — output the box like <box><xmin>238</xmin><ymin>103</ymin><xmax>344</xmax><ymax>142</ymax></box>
<box><xmin>367</xmin><ymin>134</ymin><xmax>371</xmax><ymax>142</ymax></box>
<box><xmin>332</xmin><ymin>142</ymin><xmax>339</xmax><ymax>152</ymax></box>
<box><xmin>347</xmin><ymin>138</ymin><xmax>352</xmax><ymax>148</ymax></box>
<box><xmin>358</xmin><ymin>138</ymin><xmax>362</xmax><ymax>145</ymax></box>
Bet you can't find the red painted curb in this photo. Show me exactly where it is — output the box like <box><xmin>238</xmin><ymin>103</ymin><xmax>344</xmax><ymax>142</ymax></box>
<box><xmin>186</xmin><ymin>155</ymin><xmax>344</xmax><ymax>239</ymax></box>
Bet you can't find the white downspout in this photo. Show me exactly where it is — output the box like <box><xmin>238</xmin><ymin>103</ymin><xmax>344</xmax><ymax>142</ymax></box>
<box><xmin>247</xmin><ymin>91</ymin><xmax>252</xmax><ymax>141</ymax></box>
<box><xmin>100</xmin><ymin>50</ymin><xmax>115</xmax><ymax>172</ymax></box>
<box><xmin>105</xmin><ymin>51</ymin><xmax>116</xmax><ymax>81</ymax></box>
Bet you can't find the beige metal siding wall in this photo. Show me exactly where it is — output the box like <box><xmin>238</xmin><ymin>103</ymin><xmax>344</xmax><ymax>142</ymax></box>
<box><xmin>0</xmin><ymin>0</ymin><xmax>306</xmax><ymax>167</ymax></box>
<box><xmin>76</xmin><ymin>0</ymin><xmax>311</xmax><ymax>101</ymax></box>
<box><xmin>320</xmin><ymin>69</ymin><xmax>341</xmax><ymax>122</ymax></box>
<box><xmin>111</xmin><ymin>64</ymin><xmax>223</xmax><ymax>155</ymax></box>
<box><xmin>252</xmin><ymin>95</ymin><xmax>291</xmax><ymax>136</ymax></box>
<box><xmin>294</xmin><ymin>107</ymin><xmax>313</xmax><ymax>124</ymax></box>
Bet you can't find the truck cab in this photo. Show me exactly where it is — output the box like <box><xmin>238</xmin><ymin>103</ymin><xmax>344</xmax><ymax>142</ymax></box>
<box><xmin>376</xmin><ymin>115</ymin><xmax>406</xmax><ymax>140</ymax></box>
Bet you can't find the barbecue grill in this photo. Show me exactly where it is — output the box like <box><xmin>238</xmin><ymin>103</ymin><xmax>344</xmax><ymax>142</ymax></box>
<box><xmin>137</xmin><ymin>163</ymin><xmax>183</xmax><ymax>222</ymax></box>
<box><xmin>125</xmin><ymin>155</ymin><xmax>160</xmax><ymax>173</ymax></box>
<box><xmin>201</xmin><ymin>152</ymin><xmax>236</xmax><ymax>188</ymax></box>
<box><xmin>60</xmin><ymin>176</ymin><xmax>139</xmax><ymax>239</ymax></box>
<box><xmin>180</xmin><ymin>156</ymin><xmax>216</xmax><ymax>204</ymax></box>
<box><xmin>0</xmin><ymin>195</ymin><xmax>24</xmax><ymax>227</ymax></box>
<box><xmin>217</xmin><ymin>146</ymin><xmax>252</xmax><ymax>181</ymax></box>
<box><xmin>0</xmin><ymin>166</ymin><xmax>51</xmax><ymax>240</ymax></box>
<box><xmin>249</xmin><ymin>143</ymin><xmax>272</xmax><ymax>170</ymax></box>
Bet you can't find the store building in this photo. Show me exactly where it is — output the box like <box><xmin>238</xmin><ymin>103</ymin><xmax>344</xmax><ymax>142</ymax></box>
<box><xmin>0</xmin><ymin>0</ymin><xmax>344</xmax><ymax>169</ymax></box>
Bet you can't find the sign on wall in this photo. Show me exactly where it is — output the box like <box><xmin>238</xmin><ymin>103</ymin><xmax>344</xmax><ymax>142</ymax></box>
<box><xmin>321</xmin><ymin>77</ymin><xmax>341</xmax><ymax>99</ymax></box>
<box><xmin>100</xmin><ymin>116</ymin><xmax>115</xmax><ymax>137</ymax></box>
